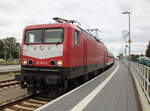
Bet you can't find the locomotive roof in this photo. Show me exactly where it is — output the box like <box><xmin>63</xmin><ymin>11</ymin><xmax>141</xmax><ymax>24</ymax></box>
<box><xmin>25</xmin><ymin>23</ymin><xmax>78</xmax><ymax>30</ymax></box>
<box><xmin>25</xmin><ymin>23</ymin><xmax>103</xmax><ymax>44</ymax></box>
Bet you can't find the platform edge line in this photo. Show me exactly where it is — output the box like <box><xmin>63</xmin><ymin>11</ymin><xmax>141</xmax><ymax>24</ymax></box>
<box><xmin>70</xmin><ymin>62</ymin><xmax>119</xmax><ymax>111</ymax></box>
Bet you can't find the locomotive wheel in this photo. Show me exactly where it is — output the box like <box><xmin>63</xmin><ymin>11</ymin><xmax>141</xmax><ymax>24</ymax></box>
<box><xmin>27</xmin><ymin>86</ymin><xmax>36</xmax><ymax>95</ymax></box>
<box><xmin>20</xmin><ymin>82</ymin><xmax>26</xmax><ymax>89</ymax></box>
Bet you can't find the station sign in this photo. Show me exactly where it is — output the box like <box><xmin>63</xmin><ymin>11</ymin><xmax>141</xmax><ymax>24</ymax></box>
<box><xmin>128</xmin><ymin>39</ymin><xmax>132</xmax><ymax>43</ymax></box>
<box><xmin>122</xmin><ymin>30</ymin><xmax>129</xmax><ymax>37</ymax></box>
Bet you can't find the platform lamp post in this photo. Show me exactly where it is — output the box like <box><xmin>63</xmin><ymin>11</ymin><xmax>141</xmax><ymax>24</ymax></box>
<box><xmin>122</xmin><ymin>11</ymin><xmax>132</xmax><ymax>74</ymax></box>
<box><xmin>123</xmin><ymin>37</ymin><xmax>128</xmax><ymax>57</ymax></box>
<box><xmin>121</xmin><ymin>31</ymin><xmax>128</xmax><ymax>57</ymax></box>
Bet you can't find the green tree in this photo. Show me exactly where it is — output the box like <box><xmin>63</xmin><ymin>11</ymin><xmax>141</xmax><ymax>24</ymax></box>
<box><xmin>131</xmin><ymin>54</ymin><xmax>140</xmax><ymax>61</ymax></box>
<box><xmin>146</xmin><ymin>41</ymin><xmax>150</xmax><ymax>57</ymax></box>
<box><xmin>12</xmin><ymin>42</ymin><xmax>21</xmax><ymax>58</ymax></box>
<box><xmin>0</xmin><ymin>39</ymin><xmax>5</xmax><ymax>58</ymax></box>
<box><xmin>139</xmin><ymin>54</ymin><xmax>145</xmax><ymax>57</ymax></box>
<box><xmin>1</xmin><ymin>37</ymin><xmax>21</xmax><ymax>60</ymax></box>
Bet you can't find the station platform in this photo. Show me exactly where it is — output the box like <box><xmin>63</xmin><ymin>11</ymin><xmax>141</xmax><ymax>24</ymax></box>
<box><xmin>35</xmin><ymin>61</ymin><xmax>142</xmax><ymax>111</ymax></box>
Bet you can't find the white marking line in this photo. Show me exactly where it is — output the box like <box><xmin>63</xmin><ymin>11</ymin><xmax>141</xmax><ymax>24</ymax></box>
<box><xmin>71</xmin><ymin>62</ymin><xmax>119</xmax><ymax>111</ymax></box>
<box><xmin>35</xmin><ymin>62</ymin><xmax>118</xmax><ymax>111</ymax></box>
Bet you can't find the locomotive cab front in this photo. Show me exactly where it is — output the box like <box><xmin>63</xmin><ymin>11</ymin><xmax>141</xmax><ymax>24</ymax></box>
<box><xmin>15</xmin><ymin>24</ymin><xmax>71</xmax><ymax>95</ymax></box>
<box><xmin>22</xmin><ymin>28</ymin><xmax>64</xmax><ymax>67</ymax></box>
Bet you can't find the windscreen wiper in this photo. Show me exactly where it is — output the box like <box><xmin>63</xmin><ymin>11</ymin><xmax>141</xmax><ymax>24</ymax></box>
<box><xmin>56</xmin><ymin>34</ymin><xmax>63</xmax><ymax>45</ymax></box>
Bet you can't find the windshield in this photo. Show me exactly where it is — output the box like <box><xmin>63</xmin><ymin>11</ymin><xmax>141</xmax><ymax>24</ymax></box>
<box><xmin>44</xmin><ymin>29</ymin><xmax>63</xmax><ymax>43</ymax></box>
<box><xmin>25</xmin><ymin>30</ymin><xmax>42</xmax><ymax>44</ymax></box>
<box><xmin>25</xmin><ymin>28</ymin><xmax>63</xmax><ymax>44</ymax></box>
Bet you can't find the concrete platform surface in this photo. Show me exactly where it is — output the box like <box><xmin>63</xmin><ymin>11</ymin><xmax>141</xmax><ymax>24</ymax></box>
<box><xmin>35</xmin><ymin>61</ymin><xmax>141</xmax><ymax>111</ymax></box>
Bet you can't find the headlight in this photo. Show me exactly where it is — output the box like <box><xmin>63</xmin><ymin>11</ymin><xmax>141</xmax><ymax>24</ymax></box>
<box><xmin>57</xmin><ymin>60</ymin><xmax>63</xmax><ymax>67</ymax></box>
<box><xmin>22</xmin><ymin>60</ymin><xmax>27</xmax><ymax>65</ymax></box>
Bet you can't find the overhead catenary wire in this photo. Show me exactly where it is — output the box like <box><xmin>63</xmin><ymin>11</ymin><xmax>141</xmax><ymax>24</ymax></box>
<box><xmin>57</xmin><ymin>0</ymin><xmax>79</xmax><ymax>20</ymax></box>
<box><xmin>57</xmin><ymin>0</ymin><xmax>92</xmax><ymax>29</ymax></box>
<box><xmin>56</xmin><ymin>0</ymin><xmax>102</xmax><ymax>40</ymax></box>
<box><xmin>1</xmin><ymin>0</ymin><xmax>96</xmax><ymax>41</ymax></box>
<box><xmin>0</xmin><ymin>1</ymin><xmax>66</xmax><ymax>41</ymax></box>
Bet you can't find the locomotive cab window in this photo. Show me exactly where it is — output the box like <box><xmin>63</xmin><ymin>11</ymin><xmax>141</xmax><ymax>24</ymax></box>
<box><xmin>25</xmin><ymin>30</ymin><xmax>42</xmax><ymax>44</ymax></box>
<box><xmin>44</xmin><ymin>29</ymin><xmax>63</xmax><ymax>44</ymax></box>
<box><xmin>24</xmin><ymin>28</ymin><xmax>63</xmax><ymax>44</ymax></box>
<box><xmin>74</xmin><ymin>31</ymin><xmax>80</xmax><ymax>45</ymax></box>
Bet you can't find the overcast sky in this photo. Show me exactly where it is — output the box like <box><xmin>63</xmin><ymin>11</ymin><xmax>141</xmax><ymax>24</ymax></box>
<box><xmin>0</xmin><ymin>0</ymin><xmax>149</xmax><ymax>56</ymax></box>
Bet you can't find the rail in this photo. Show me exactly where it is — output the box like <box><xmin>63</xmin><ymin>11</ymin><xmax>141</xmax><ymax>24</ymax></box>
<box><xmin>132</xmin><ymin>62</ymin><xmax>150</xmax><ymax>103</ymax></box>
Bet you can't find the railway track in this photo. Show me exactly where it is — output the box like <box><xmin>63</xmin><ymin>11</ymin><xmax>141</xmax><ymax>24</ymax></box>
<box><xmin>0</xmin><ymin>79</ymin><xmax>19</xmax><ymax>91</ymax></box>
<box><xmin>0</xmin><ymin>95</ymin><xmax>50</xmax><ymax>111</ymax></box>
<box><xmin>0</xmin><ymin>65</ymin><xmax>113</xmax><ymax>111</ymax></box>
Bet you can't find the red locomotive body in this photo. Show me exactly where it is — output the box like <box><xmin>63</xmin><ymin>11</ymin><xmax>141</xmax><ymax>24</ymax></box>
<box><xmin>16</xmin><ymin>19</ymin><xmax>114</xmax><ymax>95</ymax></box>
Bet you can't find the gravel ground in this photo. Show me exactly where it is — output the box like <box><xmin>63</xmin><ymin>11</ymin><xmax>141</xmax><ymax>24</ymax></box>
<box><xmin>0</xmin><ymin>73</ymin><xmax>27</xmax><ymax>105</ymax></box>
<box><xmin>0</xmin><ymin>86</ymin><xmax>27</xmax><ymax>105</ymax></box>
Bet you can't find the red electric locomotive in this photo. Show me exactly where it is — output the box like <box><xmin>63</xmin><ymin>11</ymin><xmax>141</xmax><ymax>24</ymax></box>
<box><xmin>16</xmin><ymin>17</ymin><xmax>114</xmax><ymax>95</ymax></box>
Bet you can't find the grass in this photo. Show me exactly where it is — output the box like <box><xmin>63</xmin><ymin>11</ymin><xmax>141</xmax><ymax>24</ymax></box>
<box><xmin>0</xmin><ymin>59</ymin><xmax>19</xmax><ymax>65</ymax></box>
<box><xmin>0</xmin><ymin>73</ymin><xmax>20</xmax><ymax>81</ymax></box>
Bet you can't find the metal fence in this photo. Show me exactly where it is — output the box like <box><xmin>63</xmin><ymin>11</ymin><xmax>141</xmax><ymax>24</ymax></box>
<box><xmin>132</xmin><ymin>62</ymin><xmax>150</xmax><ymax>103</ymax></box>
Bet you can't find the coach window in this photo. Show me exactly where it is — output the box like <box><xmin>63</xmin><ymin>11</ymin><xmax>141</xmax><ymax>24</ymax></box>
<box><xmin>74</xmin><ymin>31</ymin><xmax>80</xmax><ymax>45</ymax></box>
